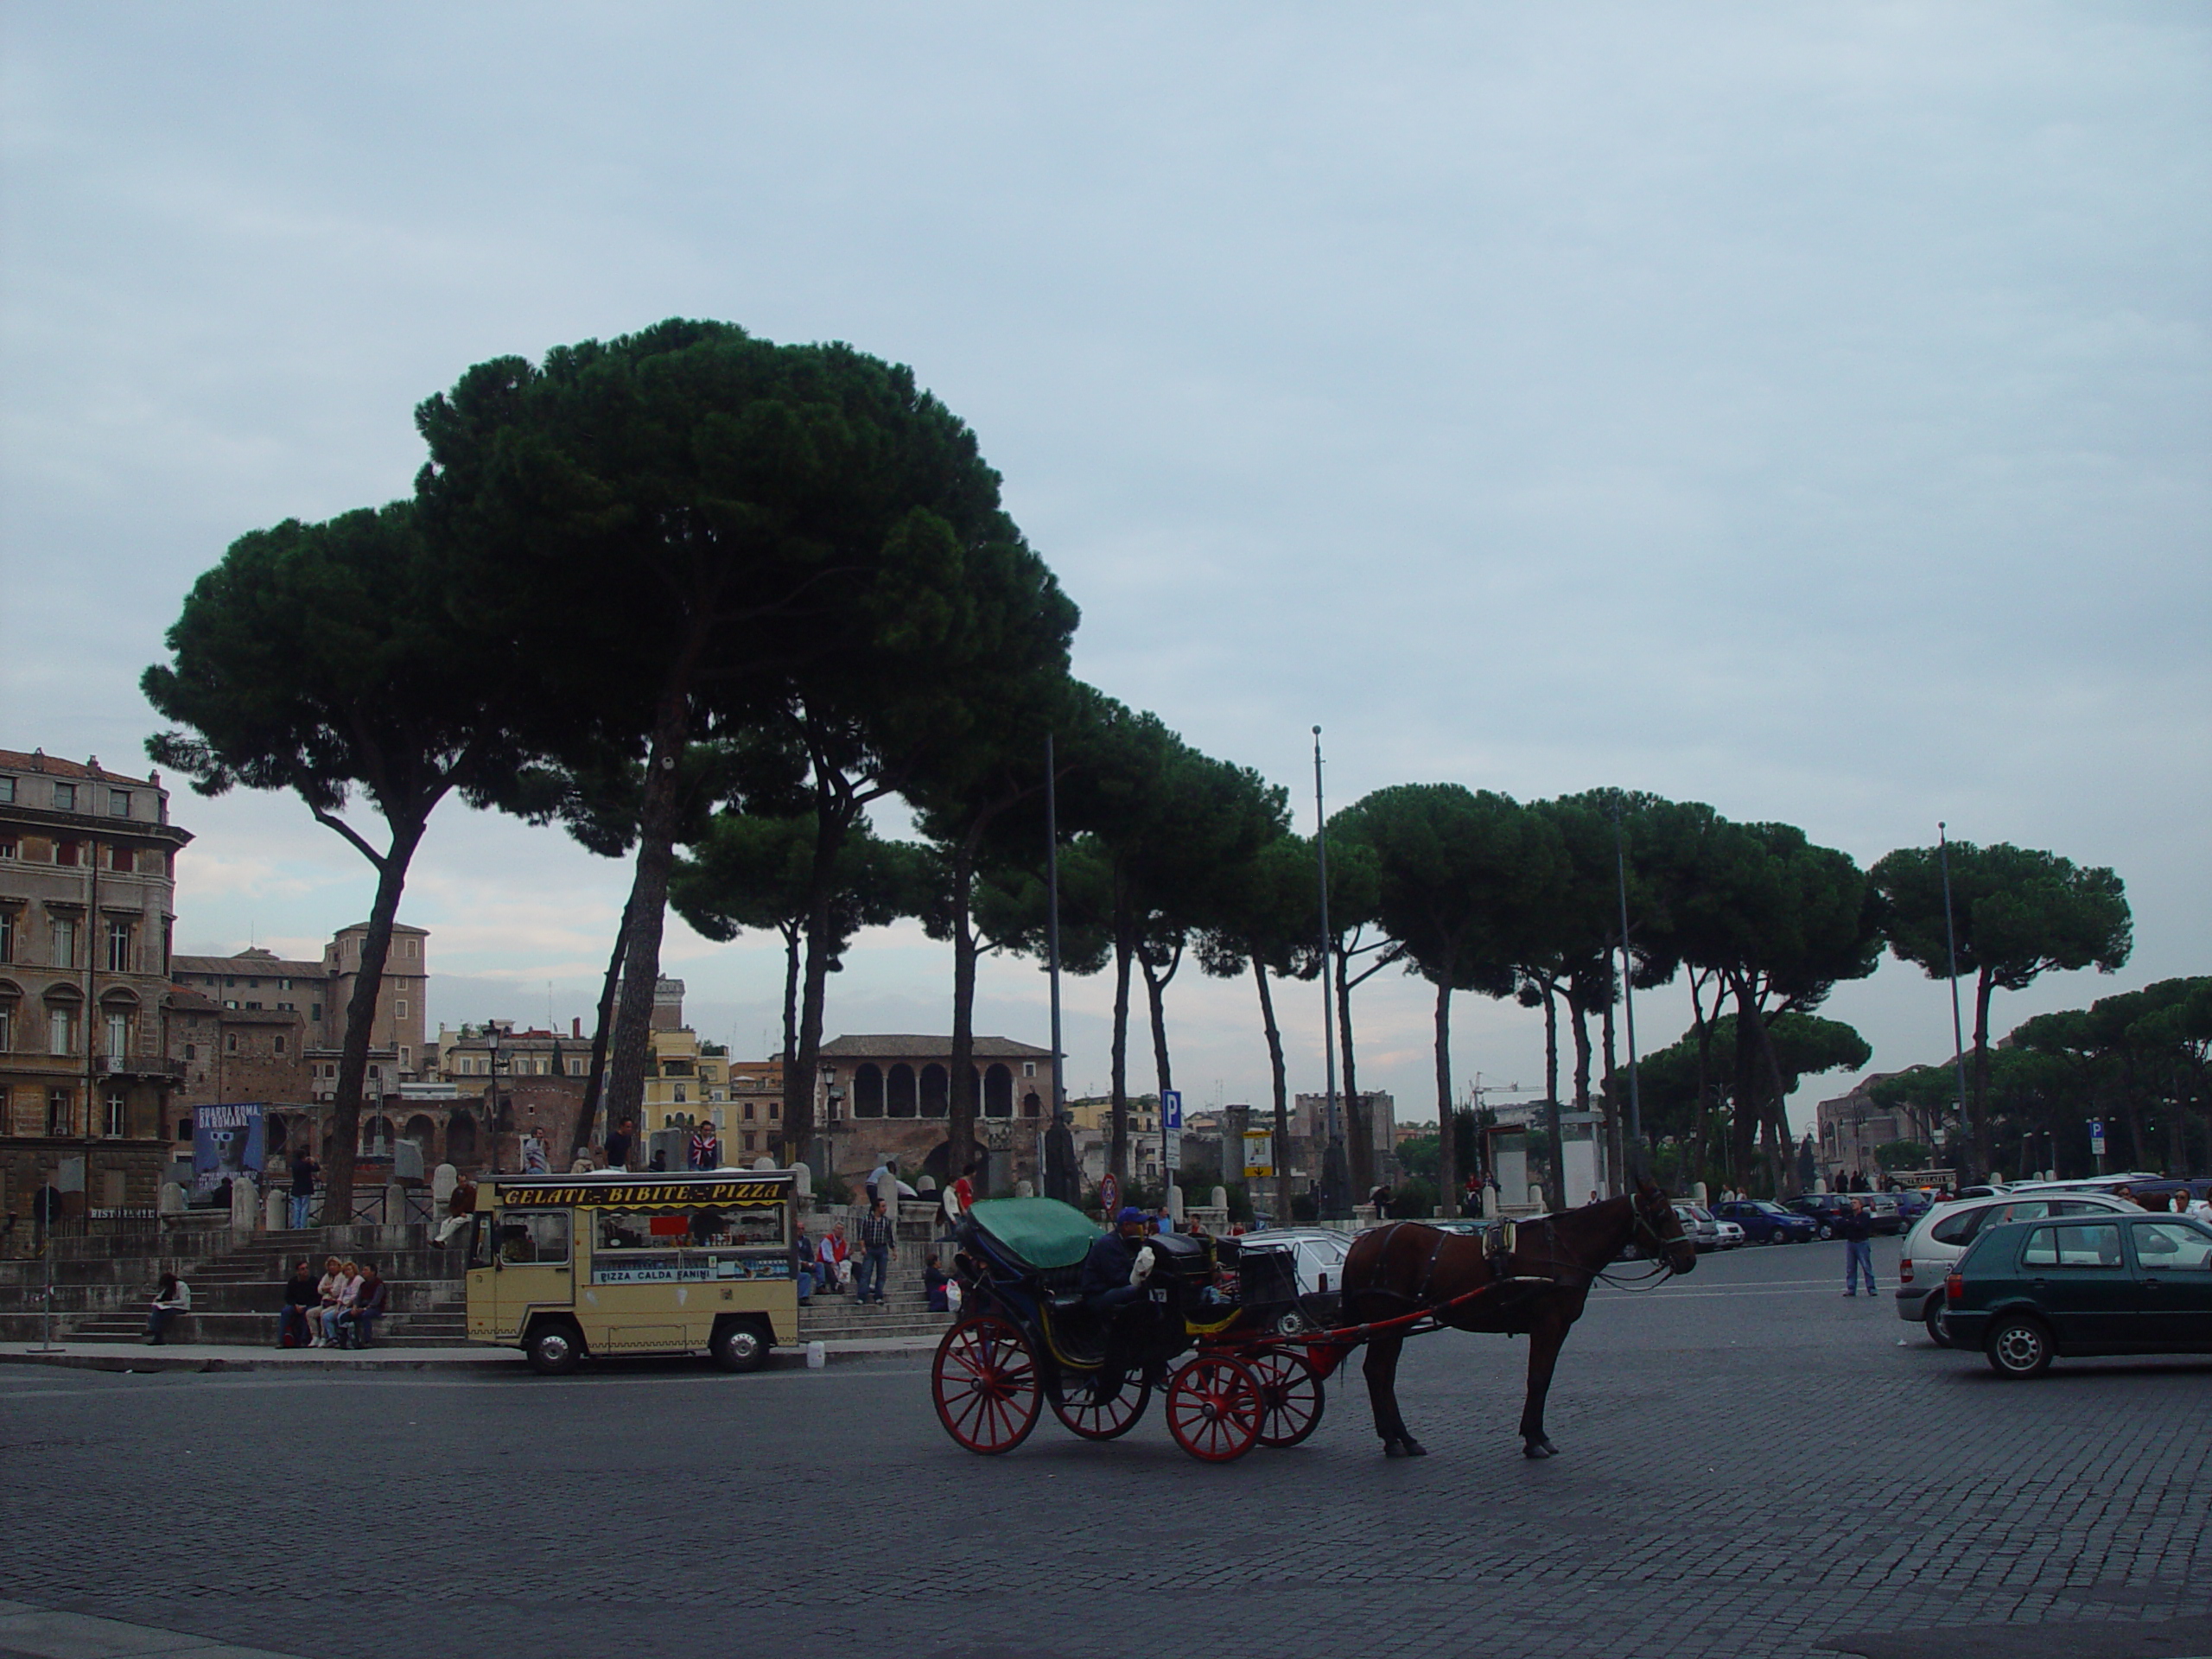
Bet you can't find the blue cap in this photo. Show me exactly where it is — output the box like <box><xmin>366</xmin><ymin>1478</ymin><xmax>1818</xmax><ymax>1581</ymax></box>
<box><xmin>1116</xmin><ymin>1206</ymin><xmax>1148</xmax><ymax>1225</ymax></box>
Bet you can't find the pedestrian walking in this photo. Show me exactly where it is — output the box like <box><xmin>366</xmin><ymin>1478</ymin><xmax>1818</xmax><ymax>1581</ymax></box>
<box><xmin>278</xmin><ymin>1259</ymin><xmax>318</xmax><ymax>1348</ymax></box>
<box><xmin>288</xmin><ymin>1150</ymin><xmax>320</xmax><ymax>1230</ymax></box>
<box><xmin>856</xmin><ymin>1199</ymin><xmax>896</xmax><ymax>1305</ymax></box>
<box><xmin>867</xmin><ymin>1158</ymin><xmax>895</xmax><ymax>1207</ymax></box>
<box><xmin>794</xmin><ymin>1225</ymin><xmax>816</xmax><ymax>1304</ymax></box>
<box><xmin>521</xmin><ymin>1132</ymin><xmax>550</xmax><ymax>1174</ymax></box>
<box><xmin>144</xmin><ymin>1272</ymin><xmax>190</xmax><ymax>1344</ymax></box>
<box><xmin>604</xmin><ymin>1118</ymin><xmax>637</xmax><ymax>1172</ymax></box>
<box><xmin>1838</xmin><ymin>1198</ymin><xmax>1877</xmax><ymax>1297</ymax></box>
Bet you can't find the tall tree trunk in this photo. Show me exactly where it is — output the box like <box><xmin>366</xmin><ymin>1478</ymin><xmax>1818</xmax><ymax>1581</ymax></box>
<box><xmin>946</xmin><ymin>824</ymin><xmax>984</xmax><ymax>1182</ymax></box>
<box><xmin>605</xmin><ymin>691</ymin><xmax>693</xmax><ymax>1141</ymax></box>
<box><xmin>1970</xmin><ymin>965</ymin><xmax>1996</xmax><ymax>1179</ymax></box>
<box><xmin>1569</xmin><ymin>999</ymin><xmax>1593</xmax><ymax>1115</ymax></box>
<box><xmin>569</xmin><ymin>891</ymin><xmax>634</xmax><ymax>1159</ymax></box>
<box><xmin>1689</xmin><ymin>969</ymin><xmax>1717</xmax><ymax>1193</ymax></box>
<box><xmin>1338</xmin><ymin>944</ymin><xmax>1373</xmax><ymax>1201</ymax></box>
<box><xmin>779</xmin><ymin>922</ymin><xmax>801</xmax><ymax>1070</ymax></box>
<box><xmin>1433</xmin><ymin>977</ymin><xmax>1457</xmax><ymax>1217</ymax></box>
<box><xmin>1109</xmin><ymin>885</ymin><xmax>1133</xmax><ymax>1186</ymax></box>
<box><xmin>322</xmin><ymin>816</ymin><xmax>426</xmax><ymax>1223</ymax></box>
<box><xmin>1251</xmin><ymin>951</ymin><xmax>1292</xmax><ymax>1227</ymax></box>
<box><xmin>1541</xmin><ymin>980</ymin><xmax>1560</xmax><ymax>1116</ymax></box>
<box><xmin>785</xmin><ymin>800</ymin><xmax>850</xmax><ymax>1165</ymax></box>
<box><xmin>1751</xmin><ymin>1008</ymin><xmax>1796</xmax><ymax>1196</ymax></box>
<box><xmin>1140</xmin><ymin>944</ymin><xmax>1177</xmax><ymax>1104</ymax></box>
<box><xmin>1728</xmin><ymin>977</ymin><xmax>1763</xmax><ymax>1193</ymax></box>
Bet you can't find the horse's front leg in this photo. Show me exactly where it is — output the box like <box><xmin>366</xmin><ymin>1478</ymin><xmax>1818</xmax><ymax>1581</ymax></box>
<box><xmin>1361</xmin><ymin>1332</ymin><xmax>1425</xmax><ymax>1457</ymax></box>
<box><xmin>1518</xmin><ymin>1306</ymin><xmax>1567</xmax><ymax>1458</ymax></box>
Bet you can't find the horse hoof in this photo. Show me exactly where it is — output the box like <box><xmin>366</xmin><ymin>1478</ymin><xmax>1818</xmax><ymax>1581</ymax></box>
<box><xmin>1522</xmin><ymin>1440</ymin><xmax>1556</xmax><ymax>1459</ymax></box>
<box><xmin>1399</xmin><ymin>1437</ymin><xmax>1427</xmax><ymax>1458</ymax></box>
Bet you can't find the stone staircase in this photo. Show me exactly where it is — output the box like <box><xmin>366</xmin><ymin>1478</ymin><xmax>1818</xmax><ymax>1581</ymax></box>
<box><xmin>797</xmin><ymin>1272</ymin><xmax>953</xmax><ymax>1344</ymax></box>
<box><xmin>2</xmin><ymin>1229</ymin><xmax>470</xmax><ymax>1347</ymax></box>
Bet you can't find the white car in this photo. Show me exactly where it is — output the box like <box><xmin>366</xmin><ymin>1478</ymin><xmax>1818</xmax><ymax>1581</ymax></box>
<box><xmin>1712</xmin><ymin>1219</ymin><xmax>1747</xmax><ymax>1250</ymax></box>
<box><xmin>1236</xmin><ymin>1227</ymin><xmax>1352</xmax><ymax>1333</ymax></box>
<box><xmin>1895</xmin><ymin>1191</ymin><xmax>2139</xmax><ymax>1344</ymax></box>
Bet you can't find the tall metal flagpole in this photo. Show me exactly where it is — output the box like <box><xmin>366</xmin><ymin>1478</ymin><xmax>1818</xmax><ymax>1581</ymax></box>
<box><xmin>1611</xmin><ymin>803</ymin><xmax>1642</xmax><ymax>1188</ymax></box>
<box><xmin>1938</xmin><ymin>823</ymin><xmax>1969</xmax><ymax>1160</ymax></box>
<box><xmin>1046</xmin><ymin>734</ymin><xmax>1066</xmax><ymax>1176</ymax></box>
<box><xmin>1313</xmin><ymin>728</ymin><xmax>1350</xmax><ymax>1220</ymax></box>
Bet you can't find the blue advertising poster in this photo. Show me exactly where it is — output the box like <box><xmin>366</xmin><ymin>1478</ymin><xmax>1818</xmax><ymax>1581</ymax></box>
<box><xmin>193</xmin><ymin>1103</ymin><xmax>266</xmax><ymax>1196</ymax></box>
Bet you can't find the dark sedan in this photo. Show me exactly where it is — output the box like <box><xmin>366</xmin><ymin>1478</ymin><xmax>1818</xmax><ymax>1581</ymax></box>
<box><xmin>1713</xmin><ymin>1199</ymin><xmax>1818</xmax><ymax>1245</ymax></box>
<box><xmin>1943</xmin><ymin>1212</ymin><xmax>2212</xmax><ymax>1377</ymax></box>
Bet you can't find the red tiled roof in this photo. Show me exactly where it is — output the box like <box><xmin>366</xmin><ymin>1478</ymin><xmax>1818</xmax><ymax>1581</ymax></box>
<box><xmin>0</xmin><ymin>748</ymin><xmax>159</xmax><ymax>787</ymax></box>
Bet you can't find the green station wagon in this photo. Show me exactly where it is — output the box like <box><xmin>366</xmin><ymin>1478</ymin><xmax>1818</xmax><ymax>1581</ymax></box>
<box><xmin>1944</xmin><ymin>1212</ymin><xmax>2212</xmax><ymax>1377</ymax></box>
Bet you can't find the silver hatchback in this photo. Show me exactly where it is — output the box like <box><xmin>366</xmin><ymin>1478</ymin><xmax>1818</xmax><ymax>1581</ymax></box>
<box><xmin>1895</xmin><ymin>1191</ymin><xmax>2139</xmax><ymax>1344</ymax></box>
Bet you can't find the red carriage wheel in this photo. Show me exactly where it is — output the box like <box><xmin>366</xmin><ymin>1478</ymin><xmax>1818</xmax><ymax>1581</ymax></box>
<box><xmin>932</xmin><ymin>1316</ymin><xmax>1043</xmax><ymax>1455</ymax></box>
<box><xmin>1247</xmin><ymin>1348</ymin><xmax>1326</xmax><ymax>1448</ymax></box>
<box><xmin>1165</xmin><ymin>1354</ymin><xmax>1265</xmax><ymax>1463</ymax></box>
<box><xmin>1050</xmin><ymin>1370</ymin><xmax>1152</xmax><ymax>1440</ymax></box>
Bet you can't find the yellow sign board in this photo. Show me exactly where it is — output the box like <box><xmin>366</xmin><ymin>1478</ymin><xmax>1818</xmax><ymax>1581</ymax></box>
<box><xmin>1242</xmin><ymin>1130</ymin><xmax>1274</xmax><ymax>1180</ymax></box>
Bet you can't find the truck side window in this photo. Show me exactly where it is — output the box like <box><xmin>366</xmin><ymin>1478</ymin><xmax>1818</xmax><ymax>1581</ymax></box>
<box><xmin>499</xmin><ymin>1211</ymin><xmax>571</xmax><ymax>1265</ymax></box>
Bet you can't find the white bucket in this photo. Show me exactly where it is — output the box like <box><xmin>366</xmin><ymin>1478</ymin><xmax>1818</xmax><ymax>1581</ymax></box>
<box><xmin>805</xmin><ymin>1341</ymin><xmax>826</xmax><ymax>1370</ymax></box>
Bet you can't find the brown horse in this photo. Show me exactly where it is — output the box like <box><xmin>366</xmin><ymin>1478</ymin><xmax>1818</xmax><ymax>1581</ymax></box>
<box><xmin>1340</xmin><ymin>1179</ymin><xmax>1696</xmax><ymax>1459</ymax></box>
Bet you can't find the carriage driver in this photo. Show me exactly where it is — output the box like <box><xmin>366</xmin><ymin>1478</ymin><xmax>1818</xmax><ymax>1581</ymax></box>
<box><xmin>1082</xmin><ymin>1206</ymin><xmax>1158</xmax><ymax>1323</ymax></box>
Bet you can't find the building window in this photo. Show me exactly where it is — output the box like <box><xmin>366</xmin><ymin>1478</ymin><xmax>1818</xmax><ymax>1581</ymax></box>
<box><xmin>742</xmin><ymin>1132</ymin><xmax>757</xmax><ymax>1153</ymax></box>
<box><xmin>0</xmin><ymin>909</ymin><xmax>14</xmax><ymax>961</ymax></box>
<box><xmin>769</xmin><ymin>1103</ymin><xmax>780</xmax><ymax>1122</ymax></box>
<box><xmin>742</xmin><ymin>1102</ymin><xmax>755</xmax><ymax>1122</ymax></box>
<box><xmin>106</xmin><ymin>918</ymin><xmax>132</xmax><ymax>972</ymax></box>
<box><xmin>53</xmin><ymin>782</ymin><xmax>76</xmax><ymax>811</ymax></box>
<box><xmin>226</xmin><ymin>1033</ymin><xmax>238</xmax><ymax>1053</ymax></box>
<box><xmin>274</xmin><ymin>1034</ymin><xmax>287</xmax><ymax>1056</ymax></box>
<box><xmin>569</xmin><ymin>1059</ymin><xmax>584</xmax><ymax>1077</ymax></box>
<box><xmin>311</xmin><ymin>1004</ymin><xmax>321</xmax><ymax>1021</ymax></box>
<box><xmin>48</xmin><ymin>1088</ymin><xmax>73</xmax><ymax>1135</ymax></box>
<box><xmin>49</xmin><ymin>1006</ymin><xmax>74</xmax><ymax>1055</ymax></box>
<box><xmin>108</xmin><ymin>790</ymin><xmax>130</xmax><ymax>816</ymax></box>
<box><xmin>674</xmin><ymin>1085</ymin><xmax>687</xmax><ymax>1103</ymax></box>
<box><xmin>184</xmin><ymin>1043</ymin><xmax>196</xmax><ymax>1061</ymax></box>
<box><xmin>397</xmin><ymin>1045</ymin><xmax>410</xmax><ymax>1069</ymax></box>
<box><xmin>1023</xmin><ymin>1061</ymin><xmax>1036</xmax><ymax>1077</ymax></box>
<box><xmin>0</xmin><ymin>775</ymin><xmax>12</xmax><ymax>803</ymax></box>
<box><xmin>176</xmin><ymin>1119</ymin><xmax>190</xmax><ymax>1141</ymax></box>
<box><xmin>105</xmin><ymin>1089</ymin><xmax>127</xmax><ymax>1136</ymax></box>
<box><xmin>54</xmin><ymin>839</ymin><xmax>78</xmax><ymax>867</ymax></box>
<box><xmin>395</xmin><ymin>999</ymin><xmax>409</xmax><ymax>1020</ymax></box>
<box><xmin>105</xmin><ymin>1011</ymin><xmax>129</xmax><ymax>1058</ymax></box>
<box><xmin>0</xmin><ymin>838</ymin><xmax>15</xmax><ymax>859</ymax></box>
<box><xmin>0</xmin><ymin>1004</ymin><xmax>11</xmax><ymax>1051</ymax></box>
<box><xmin>49</xmin><ymin>918</ymin><xmax>76</xmax><ymax>968</ymax></box>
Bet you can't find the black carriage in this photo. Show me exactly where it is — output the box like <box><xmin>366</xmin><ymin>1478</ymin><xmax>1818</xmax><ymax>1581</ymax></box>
<box><xmin>933</xmin><ymin>1198</ymin><xmax>1327</xmax><ymax>1463</ymax></box>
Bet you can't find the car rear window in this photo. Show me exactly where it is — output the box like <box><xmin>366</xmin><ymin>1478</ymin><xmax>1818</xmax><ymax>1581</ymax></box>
<box><xmin>2021</xmin><ymin>1224</ymin><xmax>2122</xmax><ymax>1268</ymax></box>
<box><xmin>1929</xmin><ymin>1208</ymin><xmax>1987</xmax><ymax>1246</ymax></box>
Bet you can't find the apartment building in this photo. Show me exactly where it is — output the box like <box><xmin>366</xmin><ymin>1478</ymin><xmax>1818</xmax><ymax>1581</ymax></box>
<box><xmin>0</xmin><ymin>749</ymin><xmax>192</xmax><ymax>1217</ymax></box>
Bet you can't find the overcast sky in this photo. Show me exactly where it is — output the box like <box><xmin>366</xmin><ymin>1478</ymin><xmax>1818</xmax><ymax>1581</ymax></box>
<box><xmin>4</xmin><ymin>3</ymin><xmax>2206</xmax><ymax>1144</ymax></box>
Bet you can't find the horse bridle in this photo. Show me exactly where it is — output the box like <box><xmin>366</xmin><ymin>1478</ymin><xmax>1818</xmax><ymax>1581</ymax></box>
<box><xmin>1594</xmin><ymin>1198</ymin><xmax>1694</xmax><ymax>1290</ymax></box>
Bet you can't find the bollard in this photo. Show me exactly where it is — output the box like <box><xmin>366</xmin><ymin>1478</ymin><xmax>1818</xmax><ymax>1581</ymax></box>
<box><xmin>805</xmin><ymin>1341</ymin><xmax>826</xmax><ymax>1370</ymax></box>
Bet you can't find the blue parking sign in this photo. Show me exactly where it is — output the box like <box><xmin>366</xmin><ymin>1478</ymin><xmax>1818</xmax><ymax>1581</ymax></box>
<box><xmin>2089</xmin><ymin>1120</ymin><xmax>2106</xmax><ymax>1154</ymax></box>
<box><xmin>1161</xmin><ymin>1090</ymin><xmax>1182</xmax><ymax>1131</ymax></box>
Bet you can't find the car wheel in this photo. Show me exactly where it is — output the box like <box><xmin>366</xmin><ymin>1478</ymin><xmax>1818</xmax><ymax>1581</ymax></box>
<box><xmin>1923</xmin><ymin>1302</ymin><xmax>1952</xmax><ymax>1349</ymax></box>
<box><xmin>525</xmin><ymin>1320</ymin><xmax>582</xmax><ymax>1376</ymax></box>
<box><xmin>713</xmin><ymin>1319</ymin><xmax>771</xmax><ymax>1373</ymax></box>
<box><xmin>1817</xmin><ymin>1224</ymin><xmax>1834</xmax><ymax>1241</ymax></box>
<box><xmin>1985</xmin><ymin>1315</ymin><xmax>2051</xmax><ymax>1379</ymax></box>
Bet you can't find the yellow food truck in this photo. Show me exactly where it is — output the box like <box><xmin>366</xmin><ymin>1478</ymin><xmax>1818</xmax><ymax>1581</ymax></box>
<box><xmin>464</xmin><ymin>1171</ymin><xmax>799</xmax><ymax>1374</ymax></box>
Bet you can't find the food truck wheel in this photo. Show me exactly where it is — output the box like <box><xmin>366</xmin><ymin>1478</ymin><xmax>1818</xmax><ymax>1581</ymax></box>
<box><xmin>713</xmin><ymin>1317</ymin><xmax>772</xmax><ymax>1373</ymax></box>
<box><xmin>525</xmin><ymin>1319</ymin><xmax>584</xmax><ymax>1376</ymax></box>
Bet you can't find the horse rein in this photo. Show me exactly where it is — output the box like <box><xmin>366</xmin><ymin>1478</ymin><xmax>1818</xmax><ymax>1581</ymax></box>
<box><xmin>1592</xmin><ymin>1202</ymin><xmax>1692</xmax><ymax>1291</ymax></box>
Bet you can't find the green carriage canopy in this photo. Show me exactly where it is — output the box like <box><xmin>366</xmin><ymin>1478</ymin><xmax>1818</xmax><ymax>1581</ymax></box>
<box><xmin>967</xmin><ymin>1198</ymin><xmax>1102</xmax><ymax>1270</ymax></box>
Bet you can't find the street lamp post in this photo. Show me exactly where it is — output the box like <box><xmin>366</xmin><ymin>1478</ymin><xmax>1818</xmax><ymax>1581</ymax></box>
<box><xmin>486</xmin><ymin>1026</ymin><xmax>503</xmax><ymax>1175</ymax></box>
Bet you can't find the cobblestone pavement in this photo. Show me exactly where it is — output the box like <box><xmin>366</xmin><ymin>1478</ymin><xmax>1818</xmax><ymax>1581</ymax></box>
<box><xmin>2</xmin><ymin>1239</ymin><xmax>2206</xmax><ymax>1659</ymax></box>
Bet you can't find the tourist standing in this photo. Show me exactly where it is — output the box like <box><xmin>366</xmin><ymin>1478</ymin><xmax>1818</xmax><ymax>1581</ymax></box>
<box><xmin>856</xmin><ymin>1199</ymin><xmax>896</xmax><ymax>1305</ymax></box>
<box><xmin>689</xmin><ymin>1122</ymin><xmax>721</xmax><ymax>1171</ymax></box>
<box><xmin>1839</xmin><ymin>1198</ymin><xmax>1877</xmax><ymax>1297</ymax></box>
<box><xmin>604</xmin><ymin>1118</ymin><xmax>637</xmax><ymax>1172</ymax></box>
<box><xmin>288</xmin><ymin>1150</ymin><xmax>320</xmax><ymax>1230</ymax></box>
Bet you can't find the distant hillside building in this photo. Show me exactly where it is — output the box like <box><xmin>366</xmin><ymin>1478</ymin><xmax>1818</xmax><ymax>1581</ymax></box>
<box><xmin>817</xmin><ymin>1034</ymin><xmax>1052</xmax><ymax>1187</ymax></box>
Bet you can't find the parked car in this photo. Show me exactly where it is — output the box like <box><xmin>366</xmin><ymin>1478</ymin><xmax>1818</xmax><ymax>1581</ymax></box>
<box><xmin>1672</xmin><ymin>1203</ymin><xmax>1720</xmax><ymax>1252</ymax></box>
<box><xmin>1712</xmin><ymin>1218</ymin><xmax>1747</xmax><ymax>1250</ymax></box>
<box><xmin>1942</xmin><ymin>1211</ymin><xmax>2212</xmax><ymax>1376</ymax></box>
<box><xmin>1890</xmin><ymin>1190</ymin><xmax>1932</xmax><ymax>1227</ymax></box>
<box><xmin>1784</xmin><ymin>1194</ymin><xmax>1853</xmax><ymax>1238</ymax></box>
<box><xmin>1236</xmin><ymin>1227</ymin><xmax>1351</xmax><ymax>1334</ymax></box>
<box><xmin>1713</xmin><ymin>1199</ymin><xmax>1817</xmax><ymax>1245</ymax></box>
<box><xmin>1894</xmin><ymin>1191</ymin><xmax>2139</xmax><ymax>1345</ymax></box>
